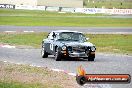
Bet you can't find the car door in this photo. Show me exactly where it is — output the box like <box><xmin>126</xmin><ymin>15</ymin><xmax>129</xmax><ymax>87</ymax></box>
<box><xmin>45</xmin><ymin>32</ymin><xmax>56</xmax><ymax>54</ymax></box>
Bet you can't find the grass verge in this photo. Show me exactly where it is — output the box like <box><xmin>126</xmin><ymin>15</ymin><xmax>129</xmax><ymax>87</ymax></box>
<box><xmin>84</xmin><ymin>0</ymin><xmax>132</xmax><ymax>9</ymax></box>
<box><xmin>0</xmin><ymin>32</ymin><xmax>48</xmax><ymax>48</ymax></box>
<box><xmin>0</xmin><ymin>33</ymin><xmax>132</xmax><ymax>55</ymax></box>
<box><xmin>0</xmin><ymin>9</ymin><xmax>132</xmax><ymax>27</ymax></box>
<box><xmin>0</xmin><ymin>81</ymin><xmax>43</xmax><ymax>88</ymax></box>
<box><xmin>0</xmin><ymin>61</ymin><xmax>79</xmax><ymax>88</ymax></box>
<box><xmin>85</xmin><ymin>34</ymin><xmax>132</xmax><ymax>55</ymax></box>
<box><xmin>0</xmin><ymin>16</ymin><xmax>131</xmax><ymax>27</ymax></box>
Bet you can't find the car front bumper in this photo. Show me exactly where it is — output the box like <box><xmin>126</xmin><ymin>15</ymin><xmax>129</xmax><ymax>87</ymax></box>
<box><xmin>69</xmin><ymin>52</ymin><xmax>88</xmax><ymax>57</ymax></box>
<box><xmin>61</xmin><ymin>51</ymin><xmax>95</xmax><ymax>58</ymax></box>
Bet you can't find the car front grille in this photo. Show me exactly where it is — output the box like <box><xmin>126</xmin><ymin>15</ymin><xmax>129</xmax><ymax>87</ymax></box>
<box><xmin>68</xmin><ymin>46</ymin><xmax>86</xmax><ymax>52</ymax></box>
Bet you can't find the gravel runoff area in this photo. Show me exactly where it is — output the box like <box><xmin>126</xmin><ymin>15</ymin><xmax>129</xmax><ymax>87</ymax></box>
<box><xmin>0</xmin><ymin>61</ymin><xmax>81</xmax><ymax>88</ymax></box>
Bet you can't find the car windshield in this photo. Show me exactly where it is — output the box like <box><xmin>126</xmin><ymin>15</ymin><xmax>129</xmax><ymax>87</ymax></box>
<box><xmin>57</xmin><ymin>32</ymin><xmax>86</xmax><ymax>42</ymax></box>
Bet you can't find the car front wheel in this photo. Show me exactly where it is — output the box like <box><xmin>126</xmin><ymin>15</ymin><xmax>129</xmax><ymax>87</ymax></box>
<box><xmin>41</xmin><ymin>46</ymin><xmax>48</xmax><ymax>58</ymax></box>
<box><xmin>55</xmin><ymin>49</ymin><xmax>62</xmax><ymax>61</ymax></box>
<box><xmin>88</xmin><ymin>54</ymin><xmax>95</xmax><ymax>61</ymax></box>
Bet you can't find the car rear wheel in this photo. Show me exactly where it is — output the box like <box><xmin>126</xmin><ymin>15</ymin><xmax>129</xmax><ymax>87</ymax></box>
<box><xmin>41</xmin><ymin>47</ymin><xmax>48</xmax><ymax>58</ymax></box>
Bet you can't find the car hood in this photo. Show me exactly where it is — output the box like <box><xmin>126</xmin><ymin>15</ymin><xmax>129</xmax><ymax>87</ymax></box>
<box><xmin>59</xmin><ymin>41</ymin><xmax>94</xmax><ymax>47</ymax></box>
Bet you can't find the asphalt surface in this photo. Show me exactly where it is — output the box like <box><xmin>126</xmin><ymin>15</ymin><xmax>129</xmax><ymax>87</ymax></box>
<box><xmin>0</xmin><ymin>26</ymin><xmax>132</xmax><ymax>87</ymax></box>
<box><xmin>0</xmin><ymin>26</ymin><xmax>132</xmax><ymax>34</ymax></box>
<box><xmin>0</xmin><ymin>47</ymin><xmax>132</xmax><ymax>88</ymax></box>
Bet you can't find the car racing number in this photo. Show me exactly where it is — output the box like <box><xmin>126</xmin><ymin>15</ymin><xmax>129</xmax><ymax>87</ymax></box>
<box><xmin>50</xmin><ymin>44</ymin><xmax>54</xmax><ymax>51</ymax></box>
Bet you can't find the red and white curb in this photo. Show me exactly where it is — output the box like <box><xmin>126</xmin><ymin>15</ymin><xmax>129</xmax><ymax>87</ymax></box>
<box><xmin>4</xmin><ymin>31</ymin><xmax>34</xmax><ymax>33</ymax></box>
<box><xmin>0</xmin><ymin>44</ymin><xmax>16</xmax><ymax>48</ymax></box>
<box><xmin>29</xmin><ymin>64</ymin><xmax>76</xmax><ymax>76</ymax></box>
<box><xmin>3</xmin><ymin>31</ymin><xmax>132</xmax><ymax>34</ymax></box>
<box><xmin>23</xmin><ymin>31</ymin><xmax>34</xmax><ymax>33</ymax></box>
<box><xmin>51</xmin><ymin>68</ymin><xmax>76</xmax><ymax>76</ymax></box>
<box><xmin>86</xmin><ymin>32</ymin><xmax>132</xmax><ymax>34</ymax></box>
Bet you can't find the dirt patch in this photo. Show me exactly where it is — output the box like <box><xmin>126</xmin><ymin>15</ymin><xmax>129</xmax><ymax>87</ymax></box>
<box><xmin>0</xmin><ymin>61</ymin><xmax>80</xmax><ymax>88</ymax></box>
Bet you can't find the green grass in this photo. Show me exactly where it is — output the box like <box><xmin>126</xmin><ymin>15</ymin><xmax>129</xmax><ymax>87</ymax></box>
<box><xmin>84</xmin><ymin>0</ymin><xmax>132</xmax><ymax>9</ymax></box>
<box><xmin>0</xmin><ymin>33</ymin><xmax>132</xmax><ymax>55</ymax></box>
<box><xmin>0</xmin><ymin>80</ymin><xmax>62</xmax><ymax>88</ymax></box>
<box><xmin>85</xmin><ymin>34</ymin><xmax>132</xmax><ymax>54</ymax></box>
<box><xmin>0</xmin><ymin>16</ymin><xmax>132</xmax><ymax>27</ymax></box>
<box><xmin>0</xmin><ymin>9</ymin><xmax>132</xmax><ymax>27</ymax></box>
<box><xmin>0</xmin><ymin>81</ymin><xmax>43</xmax><ymax>88</ymax></box>
<box><xmin>0</xmin><ymin>33</ymin><xmax>48</xmax><ymax>47</ymax></box>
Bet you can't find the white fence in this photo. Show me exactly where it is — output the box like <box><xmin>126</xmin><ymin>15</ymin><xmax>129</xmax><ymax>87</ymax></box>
<box><xmin>104</xmin><ymin>9</ymin><xmax>132</xmax><ymax>15</ymax></box>
<box><xmin>0</xmin><ymin>4</ymin><xmax>15</xmax><ymax>9</ymax></box>
<box><xmin>45</xmin><ymin>6</ymin><xmax>59</xmax><ymax>11</ymax></box>
<box><xmin>2</xmin><ymin>4</ymin><xmax>132</xmax><ymax>15</ymax></box>
<box><xmin>61</xmin><ymin>7</ymin><xmax>75</xmax><ymax>13</ymax></box>
<box><xmin>75</xmin><ymin>8</ymin><xmax>132</xmax><ymax>14</ymax></box>
<box><xmin>15</xmin><ymin>5</ymin><xmax>45</xmax><ymax>10</ymax></box>
<box><xmin>75</xmin><ymin>8</ymin><xmax>104</xmax><ymax>14</ymax></box>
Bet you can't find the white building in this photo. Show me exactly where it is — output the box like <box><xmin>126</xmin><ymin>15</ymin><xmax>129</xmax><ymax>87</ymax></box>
<box><xmin>0</xmin><ymin>0</ymin><xmax>83</xmax><ymax>8</ymax></box>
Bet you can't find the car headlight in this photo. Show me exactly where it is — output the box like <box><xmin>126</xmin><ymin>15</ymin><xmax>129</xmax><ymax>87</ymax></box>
<box><xmin>62</xmin><ymin>45</ymin><xmax>67</xmax><ymax>50</ymax></box>
<box><xmin>91</xmin><ymin>46</ymin><xmax>95</xmax><ymax>51</ymax></box>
